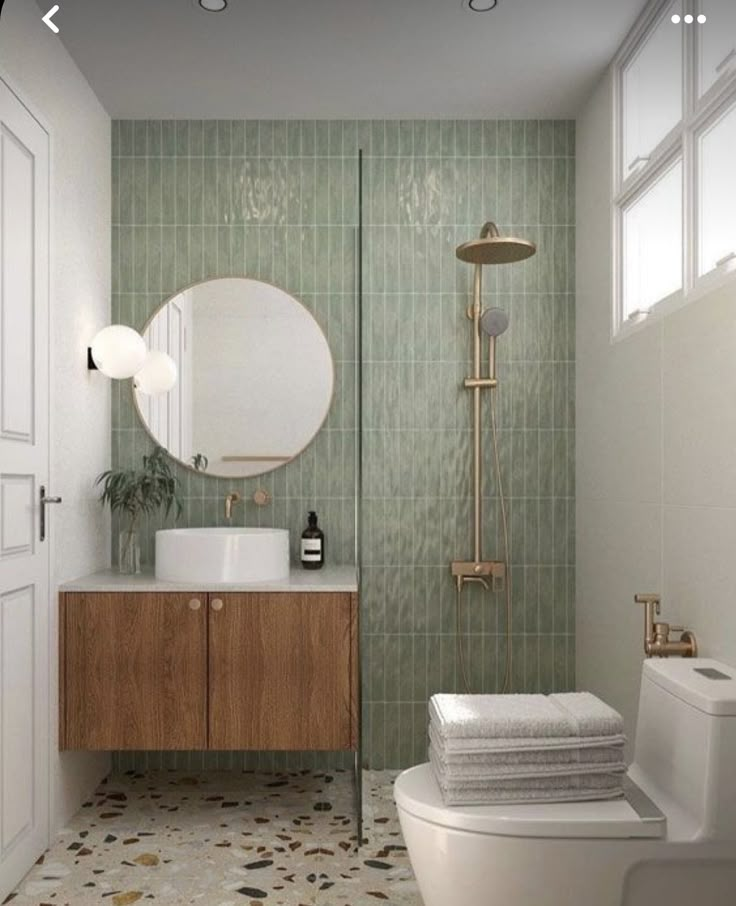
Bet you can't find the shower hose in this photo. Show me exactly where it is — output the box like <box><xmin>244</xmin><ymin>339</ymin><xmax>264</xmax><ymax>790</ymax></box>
<box><xmin>456</xmin><ymin>390</ymin><xmax>513</xmax><ymax>695</ymax></box>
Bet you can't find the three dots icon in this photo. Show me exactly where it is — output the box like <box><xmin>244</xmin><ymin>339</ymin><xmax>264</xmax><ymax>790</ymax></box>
<box><xmin>672</xmin><ymin>13</ymin><xmax>707</xmax><ymax>23</ymax></box>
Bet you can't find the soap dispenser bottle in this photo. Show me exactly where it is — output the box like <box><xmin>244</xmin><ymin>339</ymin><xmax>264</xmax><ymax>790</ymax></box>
<box><xmin>301</xmin><ymin>511</ymin><xmax>325</xmax><ymax>570</ymax></box>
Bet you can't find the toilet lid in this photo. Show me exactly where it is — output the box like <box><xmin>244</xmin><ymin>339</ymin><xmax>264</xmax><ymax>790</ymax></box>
<box><xmin>394</xmin><ymin>764</ymin><xmax>666</xmax><ymax>840</ymax></box>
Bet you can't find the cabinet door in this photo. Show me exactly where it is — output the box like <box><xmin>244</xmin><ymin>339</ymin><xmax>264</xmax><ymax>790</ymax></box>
<box><xmin>61</xmin><ymin>593</ymin><xmax>207</xmax><ymax>750</ymax></box>
<box><xmin>209</xmin><ymin>593</ymin><xmax>357</xmax><ymax>751</ymax></box>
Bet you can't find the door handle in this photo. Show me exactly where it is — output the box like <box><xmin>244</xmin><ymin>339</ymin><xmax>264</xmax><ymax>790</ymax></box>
<box><xmin>40</xmin><ymin>485</ymin><xmax>62</xmax><ymax>542</ymax></box>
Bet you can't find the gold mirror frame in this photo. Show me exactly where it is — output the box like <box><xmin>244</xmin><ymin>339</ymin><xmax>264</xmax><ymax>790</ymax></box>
<box><xmin>131</xmin><ymin>276</ymin><xmax>336</xmax><ymax>479</ymax></box>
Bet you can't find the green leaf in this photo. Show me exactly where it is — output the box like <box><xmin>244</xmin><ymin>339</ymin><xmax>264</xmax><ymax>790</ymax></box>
<box><xmin>96</xmin><ymin>446</ymin><xmax>182</xmax><ymax>528</ymax></box>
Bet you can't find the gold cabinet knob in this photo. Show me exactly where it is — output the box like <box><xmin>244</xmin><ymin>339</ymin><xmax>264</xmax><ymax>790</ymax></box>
<box><xmin>211</xmin><ymin>598</ymin><xmax>224</xmax><ymax>612</ymax></box>
<box><xmin>188</xmin><ymin>598</ymin><xmax>202</xmax><ymax>611</ymax></box>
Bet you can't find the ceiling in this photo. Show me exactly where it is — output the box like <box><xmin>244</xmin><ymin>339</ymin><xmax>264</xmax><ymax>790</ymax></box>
<box><xmin>44</xmin><ymin>0</ymin><xmax>647</xmax><ymax>119</ymax></box>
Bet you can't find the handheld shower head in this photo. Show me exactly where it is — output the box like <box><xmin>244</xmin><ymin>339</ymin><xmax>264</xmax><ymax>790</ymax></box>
<box><xmin>480</xmin><ymin>307</ymin><xmax>509</xmax><ymax>338</ymax></box>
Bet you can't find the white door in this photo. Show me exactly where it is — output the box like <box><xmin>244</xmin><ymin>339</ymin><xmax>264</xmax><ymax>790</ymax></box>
<box><xmin>0</xmin><ymin>78</ymin><xmax>51</xmax><ymax>901</ymax></box>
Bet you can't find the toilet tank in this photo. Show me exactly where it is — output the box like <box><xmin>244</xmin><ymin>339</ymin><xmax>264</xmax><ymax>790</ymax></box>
<box><xmin>629</xmin><ymin>658</ymin><xmax>736</xmax><ymax>842</ymax></box>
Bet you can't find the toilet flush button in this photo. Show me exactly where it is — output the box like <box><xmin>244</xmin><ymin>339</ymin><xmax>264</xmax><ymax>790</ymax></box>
<box><xmin>694</xmin><ymin>667</ymin><xmax>732</xmax><ymax>680</ymax></box>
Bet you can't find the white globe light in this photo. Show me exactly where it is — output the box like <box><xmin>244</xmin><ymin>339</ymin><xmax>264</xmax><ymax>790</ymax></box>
<box><xmin>90</xmin><ymin>325</ymin><xmax>147</xmax><ymax>379</ymax></box>
<box><xmin>134</xmin><ymin>351</ymin><xmax>178</xmax><ymax>395</ymax></box>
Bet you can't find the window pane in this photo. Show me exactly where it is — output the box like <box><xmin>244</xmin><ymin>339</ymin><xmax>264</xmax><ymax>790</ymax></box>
<box><xmin>699</xmin><ymin>0</ymin><xmax>736</xmax><ymax>98</ymax></box>
<box><xmin>623</xmin><ymin>1</ymin><xmax>682</xmax><ymax>177</ymax></box>
<box><xmin>699</xmin><ymin>100</ymin><xmax>736</xmax><ymax>276</ymax></box>
<box><xmin>623</xmin><ymin>161</ymin><xmax>682</xmax><ymax>316</ymax></box>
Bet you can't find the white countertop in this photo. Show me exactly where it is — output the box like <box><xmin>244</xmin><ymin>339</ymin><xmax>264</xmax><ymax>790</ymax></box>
<box><xmin>59</xmin><ymin>565</ymin><xmax>358</xmax><ymax>594</ymax></box>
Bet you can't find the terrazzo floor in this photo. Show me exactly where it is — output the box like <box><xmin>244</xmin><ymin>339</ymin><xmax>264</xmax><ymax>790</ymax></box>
<box><xmin>4</xmin><ymin>771</ymin><xmax>420</xmax><ymax>906</ymax></box>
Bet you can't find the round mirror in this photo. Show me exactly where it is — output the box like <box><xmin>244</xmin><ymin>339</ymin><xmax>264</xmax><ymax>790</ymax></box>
<box><xmin>134</xmin><ymin>277</ymin><xmax>334</xmax><ymax>478</ymax></box>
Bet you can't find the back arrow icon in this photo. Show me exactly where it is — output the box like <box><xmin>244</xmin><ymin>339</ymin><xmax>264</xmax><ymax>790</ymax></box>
<box><xmin>42</xmin><ymin>5</ymin><xmax>60</xmax><ymax>33</ymax></box>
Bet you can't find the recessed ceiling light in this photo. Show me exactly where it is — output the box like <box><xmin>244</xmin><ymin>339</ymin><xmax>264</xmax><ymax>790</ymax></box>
<box><xmin>466</xmin><ymin>0</ymin><xmax>498</xmax><ymax>10</ymax></box>
<box><xmin>196</xmin><ymin>0</ymin><xmax>228</xmax><ymax>12</ymax></box>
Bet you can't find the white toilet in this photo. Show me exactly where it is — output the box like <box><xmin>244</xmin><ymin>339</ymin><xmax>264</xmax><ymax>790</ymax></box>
<box><xmin>395</xmin><ymin>658</ymin><xmax>736</xmax><ymax>906</ymax></box>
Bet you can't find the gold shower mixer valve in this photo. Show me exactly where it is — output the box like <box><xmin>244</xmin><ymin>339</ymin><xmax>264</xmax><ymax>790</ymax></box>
<box><xmin>452</xmin><ymin>560</ymin><xmax>506</xmax><ymax>592</ymax></box>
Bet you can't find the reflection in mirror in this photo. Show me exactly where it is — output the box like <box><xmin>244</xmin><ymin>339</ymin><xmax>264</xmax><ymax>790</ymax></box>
<box><xmin>135</xmin><ymin>278</ymin><xmax>334</xmax><ymax>478</ymax></box>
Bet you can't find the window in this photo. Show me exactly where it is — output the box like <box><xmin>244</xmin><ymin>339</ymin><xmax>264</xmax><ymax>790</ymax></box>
<box><xmin>623</xmin><ymin>160</ymin><xmax>683</xmax><ymax>316</ymax></box>
<box><xmin>698</xmin><ymin>98</ymin><xmax>736</xmax><ymax>276</ymax></box>
<box><xmin>613</xmin><ymin>0</ymin><xmax>736</xmax><ymax>335</ymax></box>
<box><xmin>622</xmin><ymin>1</ymin><xmax>682</xmax><ymax>178</ymax></box>
<box><xmin>699</xmin><ymin>0</ymin><xmax>736</xmax><ymax>98</ymax></box>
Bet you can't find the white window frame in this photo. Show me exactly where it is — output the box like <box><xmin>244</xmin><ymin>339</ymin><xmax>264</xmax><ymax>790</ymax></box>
<box><xmin>612</xmin><ymin>0</ymin><xmax>736</xmax><ymax>341</ymax></box>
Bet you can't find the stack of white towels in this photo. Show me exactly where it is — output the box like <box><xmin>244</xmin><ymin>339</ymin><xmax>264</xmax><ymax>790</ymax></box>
<box><xmin>429</xmin><ymin>692</ymin><xmax>627</xmax><ymax>806</ymax></box>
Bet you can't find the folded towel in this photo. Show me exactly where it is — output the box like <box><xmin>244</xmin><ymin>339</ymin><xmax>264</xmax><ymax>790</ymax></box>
<box><xmin>428</xmin><ymin>724</ymin><xmax>624</xmax><ymax>765</ymax></box>
<box><xmin>429</xmin><ymin>742</ymin><xmax>627</xmax><ymax>782</ymax></box>
<box><xmin>433</xmin><ymin>732</ymin><xmax>627</xmax><ymax>755</ymax></box>
<box><xmin>430</xmin><ymin>692</ymin><xmax>623</xmax><ymax>741</ymax></box>
<box><xmin>550</xmin><ymin>693</ymin><xmax>624</xmax><ymax>737</ymax></box>
<box><xmin>436</xmin><ymin>784</ymin><xmax>625</xmax><ymax>807</ymax></box>
<box><xmin>430</xmin><ymin>752</ymin><xmax>625</xmax><ymax>806</ymax></box>
<box><xmin>431</xmin><ymin>748</ymin><xmax>624</xmax><ymax>791</ymax></box>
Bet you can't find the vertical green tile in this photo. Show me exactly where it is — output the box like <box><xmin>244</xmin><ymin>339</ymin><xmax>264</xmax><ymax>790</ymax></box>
<box><xmin>216</xmin><ymin>120</ymin><xmax>231</xmax><ymax>157</ymax></box>
<box><xmin>133</xmin><ymin>121</ymin><xmax>147</xmax><ymax>156</ymax></box>
<box><xmin>203</xmin><ymin>120</ymin><xmax>218</xmax><ymax>156</ymax></box>
<box><xmin>118</xmin><ymin>120</ymin><xmax>133</xmax><ymax>157</ymax></box>
<box><xmin>426</xmin><ymin>120</ymin><xmax>441</xmax><ymax>157</ymax></box>
<box><xmin>111</xmin><ymin>117</ymin><xmax>575</xmax><ymax>773</ymax></box>
<box><xmin>384</xmin><ymin>120</ymin><xmax>399</xmax><ymax>156</ymax></box>
<box><xmin>259</xmin><ymin>120</ymin><xmax>274</xmax><ymax>157</ymax></box>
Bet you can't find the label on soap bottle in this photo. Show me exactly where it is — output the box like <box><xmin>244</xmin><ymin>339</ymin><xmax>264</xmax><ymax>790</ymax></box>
<box><xmin>301</xmin><ymin>539</ymin><xmax>322</xmax><ymax>562</ymax></box>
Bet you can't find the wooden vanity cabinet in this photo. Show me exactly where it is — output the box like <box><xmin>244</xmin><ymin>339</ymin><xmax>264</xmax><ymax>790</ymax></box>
<box><xmin>60</xmin><ymin>590</ymin><xmax>358</xmax><ymax>752</ymax></box>
<box><xmin>60</xmin><ymin>592</ymin><xmax>208</xmax><ymax>750</ymax></box>
<box><xmin>208</xmin><ymin>593</ymin><xmax>357</xmax><ymax>750</ymax></box>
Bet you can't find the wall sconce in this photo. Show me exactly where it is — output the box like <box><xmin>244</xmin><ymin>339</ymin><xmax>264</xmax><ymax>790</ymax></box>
<box><xmin>88</xmin><ymin>325</ymin><xmax>177</xmax><ymax>395</ymax></box>
<box><xmin>134</xmin><ymin>350</ymin><xmax>178</xmax><ymax>395</ymax></box>
<box><xmin>88</xmin><ymin>325</ymin><xmax>147</xmax><ymax>378</ymax></box>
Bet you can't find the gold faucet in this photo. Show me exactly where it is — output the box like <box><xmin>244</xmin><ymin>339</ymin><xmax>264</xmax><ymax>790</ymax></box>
<box><xmin>224</xmin><ymin>491</ymin><xmax>242</xmax><ymax>522</ymax></box>
<box><xmin>635</xmin><ymin>593</ymin><xmax>698</xmax><ymax>658</ymax></box>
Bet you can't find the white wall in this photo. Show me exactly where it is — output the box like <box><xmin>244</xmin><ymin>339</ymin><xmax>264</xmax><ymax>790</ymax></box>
<box><xmin>576</xmin><ymin>70</ymin><xmax>736</xmax><ymax>748</ymax></box>
<box><xmin>1</xmin><ymin>0</ymin><xmax>111</xmax><ymax>831</ymax></box>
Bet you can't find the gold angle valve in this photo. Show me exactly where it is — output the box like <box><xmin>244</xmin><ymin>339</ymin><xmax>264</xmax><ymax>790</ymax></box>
<box><xmin>634</xmin><ymin>593</ymin><xmax>698</xmax><ymax>658</ymax></box>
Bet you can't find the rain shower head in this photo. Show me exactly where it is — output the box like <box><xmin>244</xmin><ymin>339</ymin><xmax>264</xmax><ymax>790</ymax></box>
<box><xmin>456</xmin><ymin>222</ymin><xmax>536</xmax><ymax>265</ymax></box>
<box><xmin>480</xmin><ymin>307</ymin><xmax>509</xmax><ymax>338</ymax></box>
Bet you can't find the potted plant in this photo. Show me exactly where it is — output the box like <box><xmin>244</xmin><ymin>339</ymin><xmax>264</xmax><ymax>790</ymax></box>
<box><xmin>96</xmin><ymin>446</ymin><xmax>182</xmax><ymax>574</ymax></box>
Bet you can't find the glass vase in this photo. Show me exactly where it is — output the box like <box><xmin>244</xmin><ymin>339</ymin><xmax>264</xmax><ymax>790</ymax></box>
<box><xmin>119</xmin><ymin>529</ymin><xmax>141</xmax><ymax>575</ymax></box>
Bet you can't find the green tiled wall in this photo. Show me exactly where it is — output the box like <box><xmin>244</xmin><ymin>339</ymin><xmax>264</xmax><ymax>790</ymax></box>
<box><xmin>111</xmin><ymin>119</ymin><xmax>575</xmax><ymax>772</ymax></box>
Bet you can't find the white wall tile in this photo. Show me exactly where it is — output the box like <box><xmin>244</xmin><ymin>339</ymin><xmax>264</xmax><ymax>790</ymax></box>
<box><xmin>663</xmin><ymin>281</ymin><xmax>736</xmax><ymax>508</ymax></box>
<box><xmin>577</xmin><ymin>65</ymin><xmax>736</xmax><ymax>749</ymax></box>
<box><xmin>576</xmin><ymin>497</ymin><xmax>660</xmax><ymax>745</ymax></box>
<box><xmin>663</xmin><ymin>503</ymin><xmax>736</xmax><ymax>664</ymax></box>
<box><xmin>577</xmin><ymin>321</ymin><xmax>663</xmax><ymax>504</ymax></box>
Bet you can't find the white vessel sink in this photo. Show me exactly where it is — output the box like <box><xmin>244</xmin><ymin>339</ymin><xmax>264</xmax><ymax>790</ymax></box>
<box><xmin>155</xmin><ymin>528</ymin><xmax>290</xmax><ymax>584</ymax></box>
